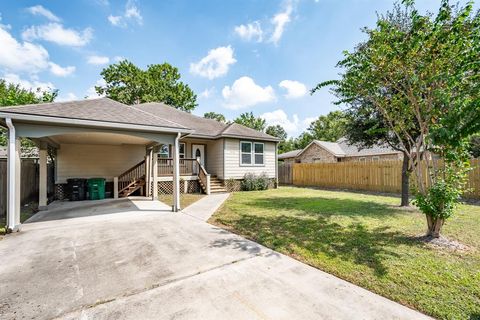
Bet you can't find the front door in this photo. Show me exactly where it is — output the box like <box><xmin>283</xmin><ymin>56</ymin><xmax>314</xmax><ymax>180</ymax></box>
<box><xmin>192</xmin><ymin>144</ymin><xmax>205</xmax><ymax>173</ymax></box>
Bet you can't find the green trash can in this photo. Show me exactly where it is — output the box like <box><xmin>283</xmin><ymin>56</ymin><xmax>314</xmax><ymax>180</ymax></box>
<box><xmin>87</xmin><ymin>178</ymin><xmax>106</xmax><ymax>200</ymax></box>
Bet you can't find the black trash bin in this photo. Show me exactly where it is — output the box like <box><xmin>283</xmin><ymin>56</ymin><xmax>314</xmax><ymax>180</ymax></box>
<box><xmin>67</xmin><ymin>178</ymin><xmax>87</xmax><ymax>201</ymax></box>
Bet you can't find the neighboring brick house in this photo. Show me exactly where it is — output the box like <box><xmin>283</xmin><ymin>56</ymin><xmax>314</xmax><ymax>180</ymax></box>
<box><xmin>278</xmin><ymin>138</ymin><xmax>402</xmax><ymax>163</ymax></box>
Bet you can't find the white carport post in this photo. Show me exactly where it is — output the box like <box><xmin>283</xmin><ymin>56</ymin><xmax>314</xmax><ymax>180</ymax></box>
<box><xmin>6</xmin><ymin>118</ymin><xmax>21</xmax><ymax>232</ymax></box>
<box><xmin>152</xmin><ymin>148</ymin><xmax>158</xmax><ymax>201</ymax></box>
<box><xmin>173</xmin><ymin>133</ymin><xmax>181</xmax><ymax>212</ymax></box>
<box><xmin>38</xmin><ymin>147</ymin><xmax>48</xmax><ymax>210</ymax></box>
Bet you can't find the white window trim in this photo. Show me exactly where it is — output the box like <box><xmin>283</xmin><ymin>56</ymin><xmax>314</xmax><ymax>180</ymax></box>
<box><xmin>372</xmin><ymin>156</ymin><xmax>380</xmax><ymax>161</ymax></box>
<box><xmin>179</xmin><ymin>142</ymin><xmax>186</xmax><ymax>159</ymax></box>
<box><xmin>240</xmin><ymin>141</ymin><xmax>265</xmax><ymax>167</ymax></box>
<box><xmin>358</xmin><ymin>157</ymin><xmax>367</xmax><ymax>162</ymax></box>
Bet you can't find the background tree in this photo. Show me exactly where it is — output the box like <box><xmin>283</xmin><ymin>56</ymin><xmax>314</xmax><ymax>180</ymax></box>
<box><xmin>265</xmin><ymin>125</ymin><xmax>287</xmax><ymax>140</ymax></box>
<box><xmin>307</xmin><ymin>110</ymin><xmax>347</xmax><ymax>142</ymax></box>
<box><xmin>96</xmin><ymin>60</ymin><xmax>197</xmax><ymax>112</ymax></box>
<box><xmin>204</xmin><ymin>111</ymin><xmax>226</xmax><ymax>123</ymax></box>
<box><xmin>0</xmin><ymin>80</ymin><xmax>57</xmax><ymax>147</ymax></box>
<box><xmin>314</xmin><ymin>0</ymin><xmax>480</xmax><ymax>237</ymax></box>
<box><xmin>233</xmin><ymin>112</ymin><xmax>266</xmax><ymax>132</ymax></box>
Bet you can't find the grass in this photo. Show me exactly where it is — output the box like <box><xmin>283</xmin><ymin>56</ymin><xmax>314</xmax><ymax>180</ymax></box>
<box><xmin>158</xmin><ymin>193</ymin><xmax>205</xmax><ymax>210</ymax></box>
<box><xmin>209</xmin><ymin>187</ymin><xmax>480</xmax><ymax>320</ymax></box>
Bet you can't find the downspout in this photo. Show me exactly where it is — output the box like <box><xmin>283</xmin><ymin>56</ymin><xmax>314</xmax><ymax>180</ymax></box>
<box><xmin>173</xmin><ymin>132</ymin><xmax>181</xmax><ymax>212</ymax></box>
<box><xmin>5</xmin><ymin>118</ymin><xmax>18</xmax><ymax>232</ymax></box>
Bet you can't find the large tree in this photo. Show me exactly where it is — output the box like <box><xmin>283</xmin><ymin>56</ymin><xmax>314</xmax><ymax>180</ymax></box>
<box><xmin>96</xmin><ymin>60</ymin><xmax>197</xmax><ymax>112</ymax></box>
<box><xmin>204</xmin><ymin>111</ymin><xmax>226</xmax><ymax>123</ymax></box>
<box><xmin>233</xmin><ymin>112</ymin><xmax>266</xmax><ymax>132</ymax></box>
<box><xmin>266</xmin><ymin>125</ymin><xmax>287</xmax><ymax>140</ymax></box>
<box><xmin>307</xmin><ymin>110</ymin><xmax>347</xmax><ymax>142</ymax></box>
<box><xmin>314</xmin><ymin>0</ymin><xmax>480</xmax><ymax>237</ymax></box>
<box><xmin>0</xmin><ymin>80</ymin><xmax>57</xmax><ymax>147</ymax></box>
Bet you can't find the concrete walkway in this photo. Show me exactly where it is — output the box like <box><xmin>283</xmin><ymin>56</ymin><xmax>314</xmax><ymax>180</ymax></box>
<box><xmin>0</xmin><ymin>199</ymin><xmax>431</xmax><ymax>320</ymax></box>
<box><xmin>182</xmin><ymin>192</ymin><xmax>230</xmax><ymax>221</ymax></box>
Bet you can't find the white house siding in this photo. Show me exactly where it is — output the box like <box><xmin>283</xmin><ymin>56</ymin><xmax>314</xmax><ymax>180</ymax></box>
<box><xmin>181</xmin><ymin>138</ymin><xmax>224</xmax><ymax>179</ymax></box>
<box><xmin>56</xmin><ymin>144</ymin><xmax>145</xmax><ymax>183</ymax></box>
<box><xmin>224</xmin><ymin>138</ymin><xmax>276</xmax><ymax>179</ymax></box>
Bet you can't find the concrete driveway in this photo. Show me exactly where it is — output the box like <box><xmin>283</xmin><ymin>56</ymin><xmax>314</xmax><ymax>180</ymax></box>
<box><xmin>0</xmin><ymin>198</ymin><xmax>431</xmax><ymax>320</ymax></box>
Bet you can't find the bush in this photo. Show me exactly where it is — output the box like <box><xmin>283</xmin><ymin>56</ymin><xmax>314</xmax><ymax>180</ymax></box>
<box><xmin>241</xmin><ymin>172</ymin><xmax>270</xmax><ymax>191</ymax></box>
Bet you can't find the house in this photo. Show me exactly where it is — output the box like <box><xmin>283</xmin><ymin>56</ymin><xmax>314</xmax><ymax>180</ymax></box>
<box><xmin>0</xmin><ymin>98</ymin><xmax>280</xmax><ymax>232</ymax></box>
<box><xmin>278</xmin><ymin>137</ymin><xmax>402</xmax><ymax>163</ymax></box>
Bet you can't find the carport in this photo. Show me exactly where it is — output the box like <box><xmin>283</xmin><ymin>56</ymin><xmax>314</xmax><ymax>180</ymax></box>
<box><xmin>0</xmin><ymin>98</ymin><xmax>193</xmax><ymax>232</ymax></box>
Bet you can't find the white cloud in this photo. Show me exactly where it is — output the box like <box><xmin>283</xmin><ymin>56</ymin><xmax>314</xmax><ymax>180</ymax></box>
<box><xmin>57</xmin><ymin>92</ymin><xmax>78</xmax><ymax>102</ymax></box>
<box><xmin>108</xmin><ymin>0</ymin><xmax>143</xmax><ymax>27</ymax></box>
<box><xmin>270</xmin><ymin>1</ymin><xmax>293</xmax><ymax>45</ymax></box>
<box><xmin>261</xmin><ymin>109</ymin><xmax>315</xmax><ymax>136</ymax></box>
<box><xmin>200</xmin><ymin>87</ymin><xmax>215</xmax><ymax>99</ymax></box>
<box><xmin>279</xmin><ymin>80</ymin><xmax>307</xmax><ymax>98</ymax></box>
<box><xmin>49</xmin><ymin>62</ymin><xmax>75</xmax><ymax>76</ymax></box>
<box><xmin>234</xmin><ymin>21</ymin><xmax>263</xmax><ymax>42</ymax></box>
<box><xmin>190</xmin><ymin>45</ymin><xmax>236</xmax><ymax>80</ymax></box>
<box><xmin>3</xmin><ymin>73</ymin><xmax>54</xmax><ymax>92</ymax></box>
<box><xmin>26</xmin><ymin>5</ymin><xmax>61</xmax><ymax>22</ymax></box>
<box><xmin>222</xmin><ymin>76</ymin><xmax>275</xmax><ymax>110</ymax></box>
<box><xmin>0</xmin><ymin>25</ymin><xmax>49</xmax><ymax>73</ymax></box>
<box><xmin>87</xmin><ymin>55</ymin><xmax>110</xmax><ymax>65</ymax></box>
<box><xmin>22</xmin><ymin>23</ymin><xmax>93</xmax><ymax>47</ymax></box>
<box><xmin>86</xmin><ymin>79</ymin><xmax>106</xmax><ymax>99</ymax></box>
<box><xmin>108</xmin><ymin>15</ymin><xmax>123</xmax><ymax>26</ymax></box>
<box><xmin>113</xmin><ymin>55</ymin><xmax>125</xmax><ymax>62</ymax></box>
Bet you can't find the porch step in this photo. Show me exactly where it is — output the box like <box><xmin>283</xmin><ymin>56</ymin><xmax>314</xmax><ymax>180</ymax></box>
<box><xmin>119</xmin><ymin>178</ymin><xmax>145</xmax><ymax>198</ymax></box>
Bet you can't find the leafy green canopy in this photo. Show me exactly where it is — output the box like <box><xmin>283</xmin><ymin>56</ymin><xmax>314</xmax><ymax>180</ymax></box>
<box><xmin>266</xmin><ymin>125</ymin><xmax>287</xmax><ymax>140</ymax></box>
<box><xmin>203</xmin><ymin>111</ymin><xmax>226</xmax><ymax>123</ymax></box>
<box><xmin>0</xmin><ymin>80</ymin><xmax>57</xmax><ymax>147</ymax></box>
<box><xmin>313</xmin><ymin>0</ymin><xmax>480</xmax><ymax>236</ymax></box>
<box><xmin>233</xmin><ymin>112</ymin><xmax>266</xmax><ymax>132</ymax></box>
<box><xmin>96</xmin><ymin>60</ymin><xmax>197</xmax><ymax>112</ymax></box>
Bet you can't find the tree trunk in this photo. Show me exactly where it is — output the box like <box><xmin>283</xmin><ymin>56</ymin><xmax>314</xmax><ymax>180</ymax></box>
<box><xmin>426</xmin><ymin>215</ymin><xmax>444</xmax><ymax>238</ymax></box>
<box><xmin>400</xmin><ymin>152</ymin><xmax>410</xmax><ymax>207</ymax></box>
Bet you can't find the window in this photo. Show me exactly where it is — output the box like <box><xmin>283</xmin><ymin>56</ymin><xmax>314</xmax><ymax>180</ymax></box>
<box><xmin>254</xmin><ymin>143</ymin><xmax>264</xmax><ymax>165</ymax></box>
<box><xmin>372</xmin><ymin>156</ymin><xmax>380</xmax><ymax>161</ymax></box>
<box><xmin>179</xmin><ymin>143</ymin><xmax>185</xmax><ymax>159</ymax></box>
<box><xmin>240</xmin><ymin>141</ymin><xmax>252</xmax><ymax>165</ymax></box>
<box><xmin>358</xmin><ymin>157</ymin><xmax>366</xmax><ymax>162</ymax></box>
<box><xmin>159</xmin><ymin>144</ymin><xmax>169</xmax><ymax>158</ymax></box>
<box><xmin>240</xmin><ymin>141</ymin><xmax>264</xmax><ymax>166</ymax></box>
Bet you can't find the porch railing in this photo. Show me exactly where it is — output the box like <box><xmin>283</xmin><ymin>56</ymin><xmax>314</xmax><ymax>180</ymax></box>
<box><xmin>158</xmin><ymin>157</ymin><xmax>200</xmax><ymax>176</ymax></box>
<box><xmin>118</xmin><ymin>159</ymin><xmax>146</xmax><ymax>193</ymax></box>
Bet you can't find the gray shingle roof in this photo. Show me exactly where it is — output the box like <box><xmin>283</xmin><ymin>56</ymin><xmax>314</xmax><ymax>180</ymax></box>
<box><xmin>0</xmin><ymin>98</ymin><xmax>280</xmax><ymax>141</ymax></box>
<box><xmin>278</xmin><ymin>149</ymin><xmax>302</xmax><ymax>159</ymax></box>
<box><xmin>314</xmin><ymin>140</ymin><xmax>346</xmax><ymax>157</ymax></box>
<box><xmin>0</xmin><ymin>98</ymin><xmax>188</xmax><ymax>130</ymax></box>
<box><xmin>336</xmin><ymin>137</ymin><xmax>399</xmax><ymax>156</ymax></box>
<box><xmin>136</xmin><ymin>102</ymin><xmax>280</xmax><ymax>141</ymax></box>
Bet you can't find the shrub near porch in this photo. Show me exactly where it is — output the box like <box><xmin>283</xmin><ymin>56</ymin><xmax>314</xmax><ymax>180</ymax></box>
<box><xmin>209</xmin><ymin>187</ymin><xmax>480</xmax><ymax>320</ymax></box>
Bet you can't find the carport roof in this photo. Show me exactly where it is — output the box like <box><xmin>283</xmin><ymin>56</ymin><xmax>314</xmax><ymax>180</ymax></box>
<box><xmin>0</xmin><ymin>98</ymin><xmax>189</xmax><ymax>131</ymax></box>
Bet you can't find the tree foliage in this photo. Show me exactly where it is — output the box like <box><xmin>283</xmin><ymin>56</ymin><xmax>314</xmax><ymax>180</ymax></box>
<box><xmin>313</xmin><ymin>0</ymin><xmax>480</xmax><ymax>237</ymax></box>
<box><xmin>307</xmin><ymin>110</ymin><xmax>347</xmax><ymax>142</ymax></box>
<box><xmin>204</xmin><ymin>111</ymin><xmax>226</xmax><ymax>123</ymax></box>
<box><xmin>96</xmin><ymin>60</ymin><xmax>197</xmax><ymax>112</ymax></box>
<box><xmin>0</xmin><ymin>80</ymin><xmax>57</xmax><ymax>147</ymax></box>
<box><xmin>266</xmin><ymin>125</ymin><xmax>287</xmax><ymax>140</ymax></box>
<box><xmin>233</xmin><ymin>112</ymin><xmax>266</xmax><ymax>132</ymax></box>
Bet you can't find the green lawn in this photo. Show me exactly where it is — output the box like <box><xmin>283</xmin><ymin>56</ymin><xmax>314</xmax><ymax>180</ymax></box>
<box><xmin>158</xmin><ymin>193</ymin><xmax>205</xmax><ymax>210</ymax></box>
<box><xmin>210</xmin><ymin>187</ymin><xmax>480</xmax><ymax>320</ymax></box>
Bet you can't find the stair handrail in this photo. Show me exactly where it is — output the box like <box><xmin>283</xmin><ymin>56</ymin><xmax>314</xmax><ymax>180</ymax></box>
<box><xmin>118</xmin><ymin>160</ymin><xmax>146</xmax><ymax>195</ymax></box>
<box><xmin>118</xmin><ymin>159</ymin><xmax>146</xmax><ymax>181</ymax></box>
<box><xmin>196</xmin><ymin>158</ymin><xmax>210</xmax><ymax>195</ymax></box>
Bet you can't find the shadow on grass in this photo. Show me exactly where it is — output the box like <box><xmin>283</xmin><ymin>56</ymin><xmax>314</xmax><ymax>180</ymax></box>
<box><xmin>214</xmin><ymin>197</ymin><xmax>422</xmax><ymax>277</ymax></box>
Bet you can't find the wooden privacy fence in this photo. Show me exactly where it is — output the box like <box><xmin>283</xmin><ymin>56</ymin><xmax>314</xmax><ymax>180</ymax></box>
<box><xmin>0</xmin><ymin>160</ymin><xmax>54</xmax><ymax>220</ymax></box>
<box><xmin>291</xmin><ymin>159</ymin><xmax>480</xmax><ymax>199</ymax></box>
<box><xmin>278</xmin><ymin>163</ymin><xmax>293</xmax><ymax>184</ymax></box>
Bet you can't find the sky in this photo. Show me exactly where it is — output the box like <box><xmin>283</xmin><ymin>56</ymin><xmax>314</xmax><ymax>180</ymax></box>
<box><xmin>0</xmin><ymin>0</ymin><xmax>476</xmax><ymax>138</ymax></box>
